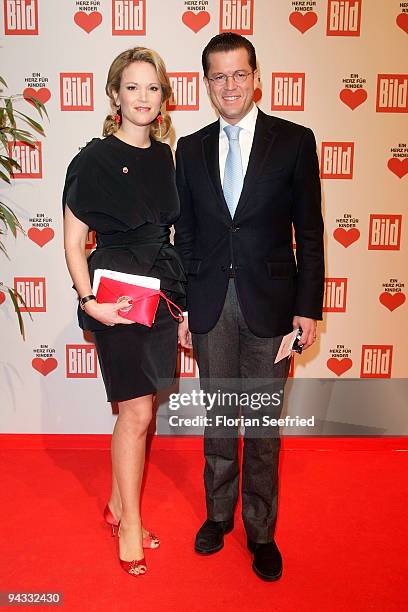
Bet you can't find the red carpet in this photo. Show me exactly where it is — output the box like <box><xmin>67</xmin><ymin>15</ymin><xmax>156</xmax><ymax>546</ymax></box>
<box><xmin>1</xmin><ymin>437</ymin><xmax>407</xmax><ymax>612</ymax></box>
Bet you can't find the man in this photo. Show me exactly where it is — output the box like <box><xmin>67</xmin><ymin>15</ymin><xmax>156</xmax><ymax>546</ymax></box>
<box><xmin>175</xmin><ymin>33</ymin><xmax>324</xmax><ymax>581</ymax></box>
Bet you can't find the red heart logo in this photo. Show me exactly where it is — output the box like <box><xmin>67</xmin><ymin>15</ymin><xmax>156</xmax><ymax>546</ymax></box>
<box><xmin>182</xmin><ymin>10</ymin><xmax>211</xmax><ymax>33</ymax></box>
<box><xmin>387</xmin><ymin>157</ymin><xmax>408</xmax><ymax>179</ymax></box>
<box><xmin>23</xmin><ymin>87</ymin><xmax>51</xmax><ymax>106</ymax></box>
<box><xmin>333</xmin><ymin>227</ymin><xmax>360</xmax><ymax>248</ymax></box>
<box><xmin>74</xmin><ymin>11</ymin><xmax>103</xmax><ymax>33</ymax></box>
<box><xmin>289</xmin><ymin>11</ymin><xmax>318</xmax><ymax>33</ymax></box>
<box><xmin>27</xmin><ymin>227</ymin><xmax>55</xmax><ymax>247</ymax></box>
<box><xmin>396</xmin><ymin>13</ymin><xmax>408</xmax><ymax>34</ymax></box>
<box><xmin>32</xmin><ymin>357</ymin><xmax>58</xmax><ymax>376</ymax></box>
<box><xmin>0</xmin><ymin>291</ymin><xmax>5</xmax><ymax>305</ymax></box>
<box><xmin>379</xmin><ymin>292</ymin><xmax>406</xmax><ymax>312</ymax></box>
<box><xmin>339</xmin><ymin>88</ymin><xmax>367</xmax><ymax>110</ymax></box>
<box><xmin>327</xmin><ymin>357</ymin><xmax>353</xmax><ymax>376</ymax></box>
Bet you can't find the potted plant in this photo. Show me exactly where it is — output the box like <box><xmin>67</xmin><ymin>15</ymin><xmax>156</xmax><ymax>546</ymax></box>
<box><xmin>0</xmin><ymin>76</ymin><xmax>48</xmax><ymax>338</ymax></box>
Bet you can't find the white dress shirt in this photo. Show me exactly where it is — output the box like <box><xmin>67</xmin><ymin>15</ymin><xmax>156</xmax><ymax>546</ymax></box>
<box><xmin>182</xmin><ymin>105</ymin><xmax>258</xmax><ymax>316</ymax></box>
<box><xmin>219</xmin><ymin>103</ymin><xmax>258</xmax><ymax>184</ymax></box>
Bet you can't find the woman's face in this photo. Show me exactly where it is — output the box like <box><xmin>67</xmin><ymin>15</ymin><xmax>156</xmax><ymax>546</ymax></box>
<box><xmin>113</xmin><ymin>61</ymin><xmax>162</xmax><ymax>129</ymax></box>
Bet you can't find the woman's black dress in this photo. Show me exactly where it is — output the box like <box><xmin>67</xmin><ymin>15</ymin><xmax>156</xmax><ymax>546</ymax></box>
<box><xmin>63</xmin><ymin>135</ymin><xmax>186</xmax><ymax>402</ymax></box>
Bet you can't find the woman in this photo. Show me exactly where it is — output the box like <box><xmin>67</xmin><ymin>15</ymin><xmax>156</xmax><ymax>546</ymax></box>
<box><xmin>63</xmin><ymin>48</ymin><xmax>186</xmax><ymax>577</ymax></box>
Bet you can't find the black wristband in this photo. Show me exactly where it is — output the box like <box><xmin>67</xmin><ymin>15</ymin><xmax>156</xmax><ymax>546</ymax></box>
<box><xmin>80</xmin><ymin>294</ymin><xmax>96</xmax><ymax>310</ymax></box>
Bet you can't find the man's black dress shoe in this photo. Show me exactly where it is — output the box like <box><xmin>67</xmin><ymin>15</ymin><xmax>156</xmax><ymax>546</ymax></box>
<box><xmin>195</xmin><ymin>518</ymin><xmax>234</xmax><ymax>554</ymax></box>
<box><xmin>247</xmin><ymin>538</ymin><xmax>283</xmax><ymax>581</ymax></box>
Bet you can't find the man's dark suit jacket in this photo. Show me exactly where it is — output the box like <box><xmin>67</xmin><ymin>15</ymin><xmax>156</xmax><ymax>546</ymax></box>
<box><xmin>174</xmin><ymin>109</ymin><xmax>324</xmax><ymax>338</ymax></box>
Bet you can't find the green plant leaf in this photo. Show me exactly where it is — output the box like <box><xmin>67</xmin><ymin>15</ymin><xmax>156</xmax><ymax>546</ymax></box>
<box><xmin>0</xmin><ymin>155</ymin><xmax>20</xmax><ymax>177</ymax></box>
<box><xmin>0</xmin><ymin>154</ymin><xmax>20</xmax><ymax>168</ymax></box>
<box><xmin>5</xmin><ymin>98</ymin><xmax>16</xmax><ymax>128</ymax></box>
<box><xmin>12</xmin><ymin>131</ymin><xmax>36</xmax><ymax>146</ymax></box>
<box><xmin>0</xmin><ymin>240</ymin><xmax>9</xmax><ymax>258</ymax></box>
<box><xmin>0</xmin><ymin>202</ymin><xmax>24</xmax><ymax>240</ymax></box>
<box><xmin>0</xmin><ymin>130</ymin><xmax>9</xmax><ymax>150</ymax></box>
<box><xmin>7</xmin><ymin>287</ymin><xmax>26</xmax><ymax>340</ymax></box>
<box><xmin>0</xmin><ymin>203</ymin><xmax>19</xmax><ymax>236</ymax></box>
<box><xmin>0</xmin><ymin>169</ymin><xmax>11</xmax><ymax>183</ymax></box>
<box><xmin>0</xmin><ymin>159</ymin><xmax>12</xmax><ymax>180</ymax></box>
<box><xmin>0</xmin><ymin>76</ymin><xmax>8</xmax><ymax>88</ymax></box>
<box><xmin>13</xmin><ymin>109</ymin><xmax>45</xmax><ymax>136</ymax></box>
<box><xmin>26</xmin><ymin>96</ymin><xmax>49</xmax><ymax>120</ymax></box>
<box><xmin>0</xmin><ymin>240</ymin><xmax>10</xmax><ymax>256</ymax></box>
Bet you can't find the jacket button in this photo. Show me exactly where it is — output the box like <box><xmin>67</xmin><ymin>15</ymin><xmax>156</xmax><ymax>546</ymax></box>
<box><xmin>232</xmin><ymin>225</ymin><xmax>240</xmax><ymax>232</ymax></box>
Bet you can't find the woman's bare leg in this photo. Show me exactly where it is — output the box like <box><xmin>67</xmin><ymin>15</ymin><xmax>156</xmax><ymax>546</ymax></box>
<box><xmin>111</xmin><ymin>394</ymin><xmax>153</xmax><ymax>562</ymax></box>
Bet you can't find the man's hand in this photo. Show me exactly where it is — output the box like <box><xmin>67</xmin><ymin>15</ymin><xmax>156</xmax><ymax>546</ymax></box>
<box><xmin>178</xmin><ymin>316</ymin><xmax>192</xmax><ymax>349</ymax></box>
<box><xmin>292</xmin><ymin>315</ymin><xmax>317</xmax><ymax>350</ymax></box>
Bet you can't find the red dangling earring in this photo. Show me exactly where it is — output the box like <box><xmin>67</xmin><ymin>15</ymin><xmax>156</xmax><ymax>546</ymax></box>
<box><xmin>115</xmin><ymin>107</ymin><xmax>121</xmax><ymax>126</ymax></box>
<box><xmin>157</xmin><ymin>112</ymin><xmax>163</xmax><ymax>138</ymax></box>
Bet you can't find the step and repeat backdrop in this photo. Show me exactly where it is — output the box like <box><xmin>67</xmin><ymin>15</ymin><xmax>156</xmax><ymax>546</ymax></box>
<box><xmin>0</xmin><ymin>0</ymin><xmax>407</xmax><ymax>435</ymax></box>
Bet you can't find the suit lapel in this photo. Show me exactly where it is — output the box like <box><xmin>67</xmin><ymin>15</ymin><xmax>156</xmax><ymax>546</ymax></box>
<box><xmin>202</xmin><ymin>120</ymin><xmax>231</xmax><ymax>218</ymax></box>
<box><xmin>234</xmin><ymin>110</ymin><xmax>279</xmax><ymax>219</ymax></box>
<box><xmin>201</xmin><ymin>111</ymin><xmax>279</xmax><ymax>219</ymax></box>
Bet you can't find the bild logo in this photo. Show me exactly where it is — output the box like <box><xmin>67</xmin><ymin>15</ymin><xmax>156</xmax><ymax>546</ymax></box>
<box><xmin>4</xmin><ymin>0</ymin><xmax>38</xmax><ymax>35</ymax></box>
<box><xmin>326</xmin><ymin>0</ymin><xmax>362</xmax><ymax>36</ymax></box>
<box><xmin>177</xmin><ymin>347</ymin><xmax>198</xmax><ymax>378</ymax></box>
<box><xmin>321</xmin><ymin>142</ymin><xmax>354</xmax><ymax>179</ymax></box>
<box><xmin>368</xmin><ymin>214</ymin><xmax>402</xmax><ymax>251</ymax></box>
<box><xmin>112</xmin><ymin>0</ymin><xmax>145</xmax><ymax>35</ymax></box>
<box><xmin>14</xmin><ymin>277</ymin><xmax>46</xmax><ymax>312</ymax></box>
<box><xmin>166</xmin><ymin>73</ymin><xmax>199</xmax><ymax>111</ymax></box>
<box><xmin>60</xmin><ymin>73</ymin><xmax>94</xmax><ymax>111</ymax></box>
<box><xmin>271</xmin><ymin>73</ymin><xmax>305</xmax><ymax>111</ymax></box>
<box><xmin>360</xmin><ymin>345</ymin><xmax>393</xmax><ymax>379</ymax></box>
<box><xmin>66</xmin><ymin>344</ymin><xmax>98</xmax><ymax>378</ymax></box>
<box><xmin>219</xmin><ymin>0</ymin><xmax>253</xmax><ymax>34</ymax></box>
<box><xmin>323</xmin><ymin>278</ymin><xmax>347</xmax><ymax>312</ymax></box>
<box><xmin>86</xmin><ymin>230</ymin><xmax>96</xmax><ymax>251</ymax></box>
<box><xmin>8</xmin><ymin>141</ymin><xmax>42</xmax><ymax>178</ymax></box>
<box><xmin>376</xmin><ymin>75</ymin><xmax>408</xmax><ymax>113</ymax></box>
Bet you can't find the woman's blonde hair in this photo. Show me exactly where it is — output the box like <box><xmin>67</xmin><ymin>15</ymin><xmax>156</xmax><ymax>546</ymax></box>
<box><xmin>103</xmin><ymin>47</ymin><xmax>172</xmax><ymax>141</ymax></box>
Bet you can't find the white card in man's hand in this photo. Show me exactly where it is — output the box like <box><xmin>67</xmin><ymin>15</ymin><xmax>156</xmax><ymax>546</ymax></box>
<box><xmin>274</xmin><ymin>328</ymin><xmax>300</xmax><ymax>364</ymax></box>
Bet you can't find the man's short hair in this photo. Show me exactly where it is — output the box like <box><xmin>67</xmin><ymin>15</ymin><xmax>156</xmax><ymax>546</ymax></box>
<box><xmin>202</xmin><ymin>32</ymin><xmax>257</xmax><ymax>77</ymax></box>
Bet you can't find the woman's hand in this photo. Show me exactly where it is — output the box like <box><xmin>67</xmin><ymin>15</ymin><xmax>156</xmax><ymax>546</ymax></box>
<box><xmin>84</xmin><ymin>300</ymin><xmax>135</xmax><ymax>326</ymax></box>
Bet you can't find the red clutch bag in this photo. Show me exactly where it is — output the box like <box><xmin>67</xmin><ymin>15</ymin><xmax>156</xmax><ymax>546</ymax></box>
<box><xmin>92</xmin><ymin>269</ymin><xmax>183</xmax><ymax>327</ymax></box>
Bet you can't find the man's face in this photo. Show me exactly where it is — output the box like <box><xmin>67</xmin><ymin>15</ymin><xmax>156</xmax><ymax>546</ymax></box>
<box><xmin>204</xmin><ymin>47</ymin><xmax>258</xmax><ymax>124</ymax></box>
